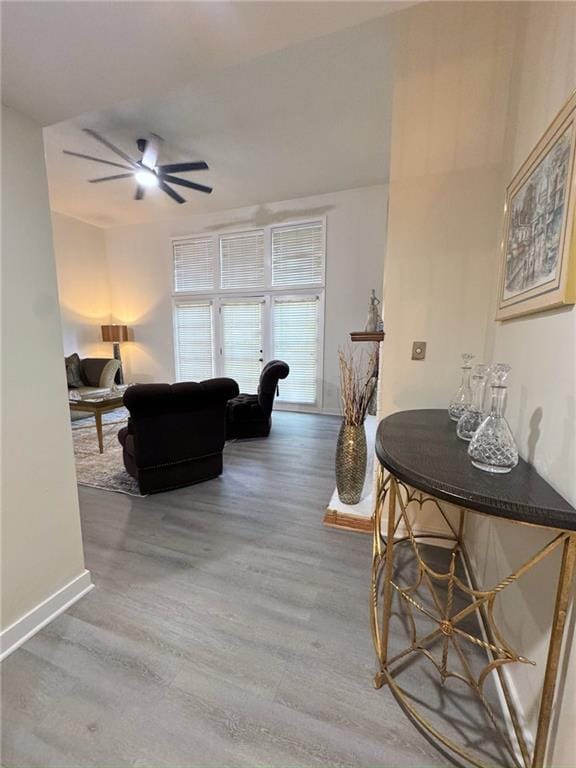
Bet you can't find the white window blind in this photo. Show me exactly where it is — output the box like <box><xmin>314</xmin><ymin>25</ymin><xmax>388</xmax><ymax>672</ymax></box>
<box><xmin>221</xmin><ymin>299</ymin><xmax>263</xmax><ymax>393</ymax></box>
<box><xmin>173</xmin><ymin>237</ymin><xmax>215</xmax><ymax>292</ymax></box>
<box><xmin>174</xmin><ymin>301</ymin><xmax>214</xmax><ymax>381</ymax></box>
<box><xmin>220</xmin><ymin>231</ymin><xmax>265</xmax><ymax>290</ymax></box>
<box><xmin>271</xmin><ymin>222</ymin><xmax>324</xmax><ymax>287</ymax></box>
<box><xmin>272</xmin><ymin>296</ymin><xmax>320</xmax><ymax>405</ymax></box>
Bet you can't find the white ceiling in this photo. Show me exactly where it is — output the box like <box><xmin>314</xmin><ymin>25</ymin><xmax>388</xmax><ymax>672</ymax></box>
<box><xmin>2</xmin><ymin>1</ymin><xmax>404</xmax><ymax>126</ymax></box>
<box><xmin>43</xmin><ymin>16</ymin><xmax>394</xmax><ymax>227</ymax></box>
<box><xmin>3</xmin><ymin>1</ymin><xmax>402</xmax><ymax>228</ymax></box>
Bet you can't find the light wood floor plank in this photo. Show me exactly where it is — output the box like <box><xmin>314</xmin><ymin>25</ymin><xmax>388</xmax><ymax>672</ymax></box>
<box><xmin>2</xmin><ymin>412</ymin><xmax>501</xmax><ymax>767</ymax></box>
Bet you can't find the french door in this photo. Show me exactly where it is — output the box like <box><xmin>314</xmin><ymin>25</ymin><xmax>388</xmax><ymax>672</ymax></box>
<box><xmin>219</xmin><ymin>298</ymin><xmax>265</xmax><ymax>393</ymax></box>
<box><xmin>174</xmin><ymin>293</ymin><xmax>322</xmax><ymax>407</ymax></box>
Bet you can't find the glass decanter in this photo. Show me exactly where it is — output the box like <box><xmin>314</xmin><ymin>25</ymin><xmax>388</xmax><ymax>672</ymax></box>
<box><xmin>456</xmin><ymin>364</ymin><xmax>490</xmax><ymax>441</ymax></box>
<box><xmin>468</xmin><ymin>364</ymin><xmax>518</xmax><ymax>473</ymax></box>
<box><xmin>448</xmin><ymin>353</ymin><xmax>475</xmax><ymax>422</ymax></box>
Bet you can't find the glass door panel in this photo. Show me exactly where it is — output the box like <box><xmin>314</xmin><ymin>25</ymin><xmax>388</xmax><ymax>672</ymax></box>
<box><xmin>220</xmin><ymin>298</ymin><xmax>264</xmax><ymax>393</ymax></box>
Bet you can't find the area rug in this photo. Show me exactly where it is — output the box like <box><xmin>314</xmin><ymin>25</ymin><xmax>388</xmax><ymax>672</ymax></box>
<box><xmin>71</xmin><ymin>409</ymin><xmax>144</xmax><ymax>496</ymax></box>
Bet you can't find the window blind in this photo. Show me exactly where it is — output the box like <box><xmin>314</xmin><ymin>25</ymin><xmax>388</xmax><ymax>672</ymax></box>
<box><xmin>174</xmin><ymin>301</ymin><xmax>214</xmax><ymax>381</ymax></box>
<box><xmin>271</xmin><ymin>222</ymin><xmax>324</xmax><ymax>287</ymax></box>
<box><xmin>272</xmin><ymin>296</ymin><xmax>320</xmax><ymax>405</ymax></box>
<box><xmin>220</xmin><ymin>231</ymin><xmax>265</xmax><ymax>290</ymax></box>
<box><xmin>221</xmin><ymin>299</ymin><xmax>263</xmax><ymax>393</ymax></box>
<box><xmin>173</xmin><ymin>237</ymin><xmax>215</xmax><ymax>292</ymax></box>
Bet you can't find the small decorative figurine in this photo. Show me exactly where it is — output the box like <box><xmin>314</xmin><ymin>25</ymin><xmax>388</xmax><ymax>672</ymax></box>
<box><xmin>365</xmin><ymin>289</ymin><xmax>382</xmax><ymax>333</ymax></box>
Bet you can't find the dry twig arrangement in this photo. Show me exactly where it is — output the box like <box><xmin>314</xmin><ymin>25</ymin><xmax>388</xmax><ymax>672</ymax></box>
<box><xmin>338</xmin><ymin>345</ymin><xmax>378</xmax><ymax>426</ymax></box>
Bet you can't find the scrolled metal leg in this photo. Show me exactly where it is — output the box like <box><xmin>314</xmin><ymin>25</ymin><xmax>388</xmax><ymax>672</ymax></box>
<box><xmin>532</xmin><ymin>534</ymin><xmax>576</xmax><ymax>768</ymax></box>
<box><xmin>369</xmin><ymin>474</ymin><xmax>575</xmax><ymax>768</ymax></box>
<box><xmin>371</xmin><ymin>473</ymin><xmax>397</xmax><ymax>688</ymax></box>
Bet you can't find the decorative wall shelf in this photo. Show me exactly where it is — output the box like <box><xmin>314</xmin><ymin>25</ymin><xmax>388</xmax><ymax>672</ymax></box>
<box><xmin>350</xmin><ymin>331</ymin><xmax>385</xmax><ymax>342</ymax></box>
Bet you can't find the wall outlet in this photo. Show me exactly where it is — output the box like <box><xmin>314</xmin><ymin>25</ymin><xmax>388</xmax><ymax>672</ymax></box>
<box><xmin>411</xmin><ymin>341</ymin><xmax>426</xmax><ymax>360</ymax></box>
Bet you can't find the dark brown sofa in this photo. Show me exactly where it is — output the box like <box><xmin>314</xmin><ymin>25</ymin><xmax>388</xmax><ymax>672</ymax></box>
<box><xmin>118</xmin><ymin>379</ymin><xmax>239</xmax><ymax>494</ymax></box>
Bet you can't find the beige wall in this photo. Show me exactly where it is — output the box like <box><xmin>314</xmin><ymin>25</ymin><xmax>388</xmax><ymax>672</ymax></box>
<box><xmin>104</xmin><ymin>185</ymin><xmax>387</xmax><ymax>414</ymax></box>
<box><xmin>467</xmin><ymin>5</ymin><xmax>576</xmax><ymax>765</ymax></box>
<box><xmin>380</xmin><ymin>2</ymin><xmax>575</xmax><ymax>764</ymax></box>
<box><xmin>52</xmin><ymin>212</ymin><xmax>112</xmax><ymax>358</ymax></box>
<box><xmin>379</xmin><ymin>1</ymin><xmax>517</xmax><ymax>417</ymax></box>
<box><xmin>1</xmin><ymin>106</ymin><xmax>87</xmax><ymax>631</ymax></box>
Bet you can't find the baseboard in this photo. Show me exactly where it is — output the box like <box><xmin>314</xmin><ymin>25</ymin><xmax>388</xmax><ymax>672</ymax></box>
<box><xmin>0</xmin><ymin>569</ymin><xmax>93</xmax><ymax>661</ymax></box>
<box><xmin>324</xmin><ymin>508</ymin><xmax>373</xmax><ymax>533</ymax></box>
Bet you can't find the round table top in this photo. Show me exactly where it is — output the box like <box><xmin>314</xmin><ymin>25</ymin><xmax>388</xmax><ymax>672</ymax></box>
<box><xmin>375</xmin><ymin>409</ymin><xmax>576</xmax><ymax>531</ymax></box>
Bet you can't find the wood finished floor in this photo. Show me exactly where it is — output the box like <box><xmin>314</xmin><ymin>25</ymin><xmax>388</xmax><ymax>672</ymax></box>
<box><xmin>3</xmin><ymin>412</ymin><xmax>467</xmax><ymax>767</ymax></box>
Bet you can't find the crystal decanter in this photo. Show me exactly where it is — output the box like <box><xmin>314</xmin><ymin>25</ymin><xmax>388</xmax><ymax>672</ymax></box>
<box><xmin>456</xmin><ymin>364</ymin><xmax>490</xmax><ymax>441</ymax></box>
<box><xmin>468</xmin><ymin>364</ymin><xmax>518</xmax><ymax>473</ymax></box>
<box><xmin>448</xmin><ymin>353</ymin><xmax>475</xmax><ymax>422</ymax></box>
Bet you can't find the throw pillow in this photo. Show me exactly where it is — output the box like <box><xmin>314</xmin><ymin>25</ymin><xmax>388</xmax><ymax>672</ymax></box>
<box><xmin>65</xmin><ymin>353</ymin><xmax>83</xmax><ymax>388</ymax></box>
<box><xmin>99</xmin><ymin>359</ymin><xmax>121</xmax><ymax>388</ymax></box>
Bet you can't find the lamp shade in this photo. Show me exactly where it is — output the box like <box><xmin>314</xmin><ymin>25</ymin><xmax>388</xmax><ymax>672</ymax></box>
<box><xmin>101</xmin><ymin>324</ymin><xmax>130</xmax><ymax>343</ymax></box>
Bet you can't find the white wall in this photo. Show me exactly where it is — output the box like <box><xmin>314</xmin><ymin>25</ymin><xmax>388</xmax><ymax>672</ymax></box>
<box><xmin>467</xmin><ymin>5</ymin><xmax>576</xmax><ymax>765</ymax></box>
<box><xmin>379</xmin><ymin>2</ymin><xmax>576</xmax><ymax>764</ymax></box>
<box><xmin>52</xmin><ymin>212</ymin><xmax>112</xmax><ymax>357</ymax></box>
<box><xmin>104</xmin><ymin>185</ymin><xmax>387</xmax><ymax>413</ymax></box>
<box><xmin>1</xmin><ymin>106</ymin><xmax>89</xmax><ymax>635</ymax></box>
<box><xmin>379</xmin><ymin>1</ymin><xmax>517</xmax><ymax>417</ymax></box>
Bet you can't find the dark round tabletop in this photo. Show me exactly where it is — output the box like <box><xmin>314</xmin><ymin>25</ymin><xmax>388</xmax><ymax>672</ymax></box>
<box><xmin>375</xmin><ymin>409</ymin><xmax>576</xmax><ymax>531</ymax></box>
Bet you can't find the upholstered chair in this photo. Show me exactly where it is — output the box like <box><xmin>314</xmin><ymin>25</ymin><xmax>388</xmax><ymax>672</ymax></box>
<box><xmin>118</xmin><ymin>378</ymin><xmax>239</xmax><ymax>494</ymax></box>
<box><xmin>226</xmin><ymin>360</ymin><xmax>289</xmax><ymax>439</ymax></box>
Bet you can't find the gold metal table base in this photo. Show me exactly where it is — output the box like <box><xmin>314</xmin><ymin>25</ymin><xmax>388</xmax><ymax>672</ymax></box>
<box><xmin>370</xmin><ymin>468</ymin><xmax>575</xmax><ymax>768</ymax></box>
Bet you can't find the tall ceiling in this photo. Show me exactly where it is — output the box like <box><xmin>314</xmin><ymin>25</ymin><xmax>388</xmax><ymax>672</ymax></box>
<box><xmin>3</xmin><ymin>1</ymin><xmax>403</xmax><ymax>227</ymax></box>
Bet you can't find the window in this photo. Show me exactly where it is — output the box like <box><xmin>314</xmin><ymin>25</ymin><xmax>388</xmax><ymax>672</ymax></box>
<box><xmin>173</xmin><ymin>237</ymin><xmax>214</xmax><ymax>293</ymax></box>
<box><xmin>271</xmin><ymin>222</ymin><xmax>324</xmax><ymax>287</ymax></box>
<box><xmin>220</xmin><ymin>231</ymin><xmax>265</xmax><ymax>290</ymax></box>
<box><xmin>174</xmin><ymin>300</ymin><xmax>214</xmax><ymax>381</ymax></box>
<box><xmin>172</xmin><ymin>219</ymin><xmax>325</xmax><ymax>409</ymax></box>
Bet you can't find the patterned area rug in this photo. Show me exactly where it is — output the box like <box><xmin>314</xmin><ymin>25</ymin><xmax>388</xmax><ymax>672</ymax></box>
<box><xmin>71</xmin><ymin>409</ymin><xmax>144</xmax><ymax>496</ymax></box>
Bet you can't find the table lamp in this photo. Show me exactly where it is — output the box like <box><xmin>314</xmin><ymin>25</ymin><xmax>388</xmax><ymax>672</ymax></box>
<box><xmin>101</xmin><ymin>324</ymin><xmax>130</xmax><ymax>384</ymax></box>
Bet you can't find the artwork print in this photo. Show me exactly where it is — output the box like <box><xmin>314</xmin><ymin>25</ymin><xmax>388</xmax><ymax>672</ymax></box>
<box><xmin>497</xmin><ymin>91</ymin><xmax>576</xmax><ymax>320</ymax></box>
<box><xmin>503</xmin><ymin>126</ymin><xmax>571</xmax><ymax>300</ymax></box>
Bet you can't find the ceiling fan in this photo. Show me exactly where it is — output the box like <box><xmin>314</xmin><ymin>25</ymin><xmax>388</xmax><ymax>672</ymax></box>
<box><xmin>63</xmin><ymin>129</ymin><xmax>212</xmax><ymax>204</ymax></box>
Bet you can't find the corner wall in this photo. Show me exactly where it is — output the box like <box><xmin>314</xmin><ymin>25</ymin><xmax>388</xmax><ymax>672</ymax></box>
<box><xmin>52</xmin><ymin>212</ymin><xmax>112</xmax><ymax>357</ymax></box>
<box><xmin>379</xmin><ymin>1</ymin><xmax>517</xmax><ymax>417</ymax></box>
<box><xmin>1</xmin><ymin>105</ymin><xmax>90</xmax><ymax>649</ymax></box>
<box><xmin>467</xmin><ymin>5</ymin><xmax>576</xmax><ymax>765</ymax></box>
<box><xmin>379</xmin><ymin>2</ymin><xmax>575</xmax><ymax>763</ymax></box>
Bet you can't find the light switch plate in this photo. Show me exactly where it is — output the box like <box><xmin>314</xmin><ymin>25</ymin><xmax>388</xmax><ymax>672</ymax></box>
<box><xmin>412</xmin><ymin>341</ymin><xmax>426</xmax><ymax>360</ymax></box>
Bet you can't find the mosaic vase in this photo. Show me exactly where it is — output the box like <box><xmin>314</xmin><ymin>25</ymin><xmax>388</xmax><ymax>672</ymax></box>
<box><xmin>336</xmin><ymin>422</ymin><xmax>367</xmax><ymax>505</ymax></box>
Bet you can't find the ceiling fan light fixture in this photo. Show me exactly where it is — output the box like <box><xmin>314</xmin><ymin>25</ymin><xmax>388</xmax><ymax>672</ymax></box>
<box><xmin>134</xmin><ymin>168</ymin><xmax>158</xmax><ymax>188</ymax></box>
<box><xmin>63</xmin><ymin>131</ymin><xmax>211</xmax><ymax>204</ymax></box>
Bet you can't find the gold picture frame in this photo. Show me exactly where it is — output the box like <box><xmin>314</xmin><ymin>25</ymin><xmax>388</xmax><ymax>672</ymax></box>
<box><xmin>497</xmin><ymin>91</ymin><xmax>576</xmax><ymax>321</ymax></box>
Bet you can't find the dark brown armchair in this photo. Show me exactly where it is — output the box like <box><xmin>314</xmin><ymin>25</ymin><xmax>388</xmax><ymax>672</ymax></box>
<box><xmin>226</xmin><ymin>360</ymin><xmax>289</xmax><ymax>439</ymax></box>
<box><xmin>118</xmin><ymin>378</ymin><xmax>239</xmax><ymax>494</ymax></box>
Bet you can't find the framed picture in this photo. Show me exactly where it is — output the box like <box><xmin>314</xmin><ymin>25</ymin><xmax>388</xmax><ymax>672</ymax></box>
<box><xmin>497</xmin><ymin>91</ymin><xmax>576</xmax><ymax>320</ymax></box>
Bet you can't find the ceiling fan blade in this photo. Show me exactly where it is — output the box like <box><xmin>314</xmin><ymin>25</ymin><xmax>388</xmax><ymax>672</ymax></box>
<box><xmin>157</xmin><ymin>161</ymin><xmax>209</xmax><ymax>173</ymax></box>
<box><xmin>141</xmin><ymin>133</ymin><xmax>162</xmax><ymax>169</ymax></box>
<box><xmin>63</xmin><ymin>150</ymin><xmax>133</xmax><ymax>171</ymax></box>
<box><xmin>89</xmin><ymin>173</ymin><xmax>134</xmax><ymax>183</ymax></box>
<box><xmin>160</xmin><ymin>174</ymin><xmax>212</xmax><ymax>194</ymax></box>
<box><xmin>83</xmin><ymin>129</ymin><xmax>139</xmax><ymax>168</ymax></box>
<box><xmin>158</xmin><ymin>179</ymin><xmax>186</xmax><ymax>204</ymax></box>
<box><xmin>134</xmin><ymin>185</ymin><xmax>145</xmax><ymax>201</ymax></box>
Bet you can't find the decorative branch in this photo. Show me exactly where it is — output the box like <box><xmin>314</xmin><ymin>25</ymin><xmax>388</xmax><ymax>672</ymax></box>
<box><xmin>338</xmin><ymin>345</ymin><xmax>378</xmax><ymax>426</ymax></box>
